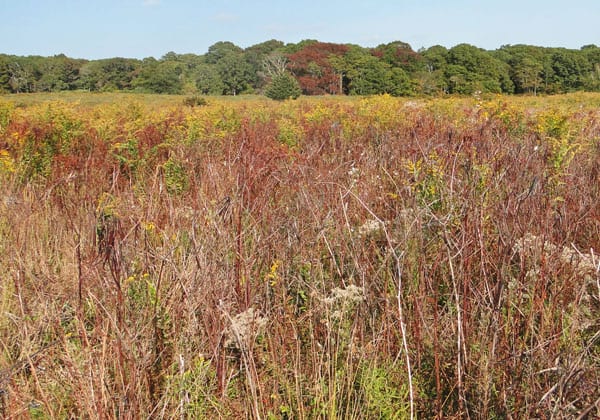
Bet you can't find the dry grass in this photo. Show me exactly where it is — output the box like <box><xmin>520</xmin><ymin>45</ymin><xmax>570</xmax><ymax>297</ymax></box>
<box><xmin>0</xmin><ymin>93</ymin><xmax>599</xmax><ymax>418</ymax></box>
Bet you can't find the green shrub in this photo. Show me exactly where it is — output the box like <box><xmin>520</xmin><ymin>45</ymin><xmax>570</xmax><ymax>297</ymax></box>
<box><xmin>163</xmin><ymin>156</ymin><xmax>189</xmax><ymax>195</ymax></box>
<box><xmin>183</xmin><ymin>95</ymin><xmax>208</xmax><ymax>107</ymax></box>
<box><xmin>265</xmin><ymin>73</ymin><xmax>301</xmax><ymax>101</ymax></box>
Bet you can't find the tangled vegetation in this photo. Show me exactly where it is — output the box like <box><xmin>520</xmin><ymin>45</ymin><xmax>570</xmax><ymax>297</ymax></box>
<box><xmin>0</xmin><ymin>92</ymin><xmax>599</xmax><ymax>418</ymax></box>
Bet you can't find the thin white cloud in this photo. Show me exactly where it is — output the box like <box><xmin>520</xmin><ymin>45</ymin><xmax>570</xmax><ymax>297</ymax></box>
<box><xmin>143</xmin><ymin>0</ymin><xmax>160</xmax><ymax>6</ymax></box>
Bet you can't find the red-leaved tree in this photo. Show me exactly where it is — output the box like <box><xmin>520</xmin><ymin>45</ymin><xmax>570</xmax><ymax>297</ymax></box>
<box><xmin>287</xmin><ymin>42</ymin><xmax>349</xmax><ymax>95</ymax></box>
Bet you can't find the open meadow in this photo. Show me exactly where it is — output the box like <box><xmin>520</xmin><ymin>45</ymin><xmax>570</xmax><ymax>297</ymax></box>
<box><xmin>0</xmin><ymin>92</ymin><xmax>599</xmax><ymax>418</ymax></box>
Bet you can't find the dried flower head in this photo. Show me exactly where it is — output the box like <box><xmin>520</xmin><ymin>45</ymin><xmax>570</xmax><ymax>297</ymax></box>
<box><xmin>224</xmin><ymin>308</ymin><xmax>268</xmax><ymax>350</ymax></box>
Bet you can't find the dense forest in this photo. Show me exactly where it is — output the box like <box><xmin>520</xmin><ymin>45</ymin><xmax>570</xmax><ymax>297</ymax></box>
<box><xmin>2</xmin><ymin>39</ymin><xmax>600</xmax><ymax>96</ymax></box>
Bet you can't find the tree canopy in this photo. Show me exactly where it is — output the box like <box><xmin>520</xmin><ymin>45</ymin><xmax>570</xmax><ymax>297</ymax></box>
<box><xmin>1</xmin><ymin>39</ymin><xmax>599</xmax><ymax>97</ymax></box>
<box><xmin>264</xmin><ymin>72</ymin><xmax>301</xmax><ymax>100</ymax></box>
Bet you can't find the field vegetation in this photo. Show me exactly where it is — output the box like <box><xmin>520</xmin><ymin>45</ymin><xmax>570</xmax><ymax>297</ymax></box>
<box><xmin>0</xmin><ymin>92</ymin><xmax>599</xmax><ymax>418</ymax></box>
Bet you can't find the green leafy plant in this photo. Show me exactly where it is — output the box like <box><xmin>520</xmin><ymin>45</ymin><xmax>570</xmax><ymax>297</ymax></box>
<box><xmin>360</xmin><ymin>364</ymin><xmax>411</xmax><ymax>419</ymax></box>
<box><xmin>183</xmin><ymin>95</ymin><xmax>208</xmax><ymax>107</ymax></box>
<box><xmin>163</xmin><ymin>156</ymin><xmax>189</xmax><ymax>195</ymax></box>
<box><xmin>265</xmin><ymin>73</ymin><xmax>302</xmax><ymax>101</ymax></box>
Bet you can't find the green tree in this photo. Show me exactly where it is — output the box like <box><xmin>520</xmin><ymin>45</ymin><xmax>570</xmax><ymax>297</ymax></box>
<box><xmin>159</xmin><ymin>51</ymin><xmax>200</xmax><ymax>93</ymax></box>
<box><xmin>497</xmin><ymin>45</ymin><xmax>546</xmax><ymax>94</ymax></box>
<box><xmin>444</xmin><ymin>64</ymin><xmax>471</xmax><ymax>94</ymax></box>
<box><xmin>331</xmin><ymin>47</ymin><xmax>386</xmax><ymax>95</ymax></box>
<box><xmin>331</xmin><ymin>46</ymin><xmax>413</xmax><ymax>96</ymax></box>
<box><xmin>205</xmin><ymin>41</ymin><xmax>243</xmax><ymax>64</ymax></box>
<box><xmin>417</xmin><ymin>46</ymin><xmax>449</xmax><ymax>94</ymax></box>
<box><xmin>35</xmin><ymin>54</ymin><xmax>83</xmax><ymax>92</ymax></box>
<box><xmin>264</xmin><ymin>72</ymin><xmax>301</xmax><ymax>100</ymax></box>
<box><xmin>133</xmin><ymin>58</ymin><xmax>183</xmax><ymax>94</ymax></box>
<box><xmin>581</xmin><ymin>45</ymin><xmax>600</xmax><ymax>91</ymax></box>
<box><xmin>280</xmin><ymin>39</ymin><xmax>319</xmax><ymax>54</ymax></box>
<box><xmin>6</xmin><ymin>60</ymin><xmax>35</xmax><ymax>93</ymax></box>
<box><xmin>386</xmin><ymin>67</ymin><xmax>414</xmax><ymax>96</ymax></box>
<box><xmin>422</xmin><ymin>45</ymin><xmax>448</xmax><ymax>72</ymax></box>
<box><xmin>78</xmin><ymin>57</ymin><xmax>140</xmax><ymax>91</ymax></box>
<box><xmin>194</xmin><ymin>63</ymin><xmax>225</xmax><ymax>95</ymax></box>
<box><xmin>549</xmin><ymin>48</ymin><xmax>591</xmax><ymax>92</ymax></box>
<box><xmin>217</xmin><ymin>53</ymin><xmax>255</xmax><ymax>95</ymax></box>
<box><xmin>0</xmin><ymin>55</ymin><xmax>11</xmax><ymax>92</ymax></box>
<box><xmin>205</xmin><ymin>41</ymin><xmax>256</xmax><ymax>95</ymax></box>
<box><xmin>446</xmin><ymin>44</ymin><xmax>513</xmax><ymax>93</ymax></box>
<box><xmin>512</xmin><ymin>55</ymin><xmax>543</xmax><ymax>94</ymax></box>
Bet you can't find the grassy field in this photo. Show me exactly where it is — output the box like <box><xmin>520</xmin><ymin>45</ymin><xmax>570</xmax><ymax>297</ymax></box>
<box><xmin>1</xmin><ymin>92</ymin><xmax>599</xmax><ymax>418</ymax></box>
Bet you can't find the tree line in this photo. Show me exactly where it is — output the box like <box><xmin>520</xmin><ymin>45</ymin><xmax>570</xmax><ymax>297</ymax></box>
<box><xmin>1</xmin><ymin>39</ymin><xmax>600</xmax><ymax>97</ymax></box>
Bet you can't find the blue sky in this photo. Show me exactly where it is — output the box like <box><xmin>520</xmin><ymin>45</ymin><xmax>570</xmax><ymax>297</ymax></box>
<box><xmin>1</xmin><ymin>0</ymin><xmax>598</xmax><ymax>59</ymax></box>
